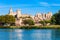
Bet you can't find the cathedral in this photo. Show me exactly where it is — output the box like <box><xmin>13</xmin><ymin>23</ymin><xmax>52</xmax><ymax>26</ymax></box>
<box><xmin>8</xmin><ymin>8</ymin><xmax>52</xmax><ymax>26</ymax></box>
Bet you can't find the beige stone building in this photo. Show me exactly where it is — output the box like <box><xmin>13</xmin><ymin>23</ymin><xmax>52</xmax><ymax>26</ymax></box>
<box><xmin>8</xmin><ymin>8</ymin><xmax>52</xmax><ymax>26</ymax></box>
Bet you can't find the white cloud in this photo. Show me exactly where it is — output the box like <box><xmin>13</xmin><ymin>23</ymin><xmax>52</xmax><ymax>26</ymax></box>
<box><xmin>51</xmin><ymin>4</ymin><xmax>60</xmax><ymax>6</ymax></box>
<box><xmin>40</xmin><ymin>2</ymin><xmax>48</xmax><ymax>4</ymax></box>
<box><xmin>39</xmin><ymin>2</ymin><xmax>50</xmax><ymax>6</ymax></box>
<box><xmin>39</xmin><ymin>2</ymin><xmax>60</xmax><ymax>6</ymax></box>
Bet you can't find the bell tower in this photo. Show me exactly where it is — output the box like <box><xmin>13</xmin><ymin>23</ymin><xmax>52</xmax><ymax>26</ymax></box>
<box><xmin>9</xmin><ymin>8</ymin><xmax>14</xmax><ymax>15</ymax></box>
<box><xmin>16</xmin><ymin>9</ymin><xmax>21</xmax><ymax>18</ymax></box>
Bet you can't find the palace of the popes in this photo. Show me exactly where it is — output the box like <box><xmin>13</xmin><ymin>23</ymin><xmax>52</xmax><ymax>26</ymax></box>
<box><xmin>8</xmin><ymin>8</ymin><xmax>52</xmax><ymax>26</ymax></box>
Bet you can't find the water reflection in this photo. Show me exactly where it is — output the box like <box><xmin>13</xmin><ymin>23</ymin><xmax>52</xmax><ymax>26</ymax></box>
<box><xmin>10</xmin><ymin>29</ymin><xmax>23</xmax><ymax>40</ymax></box>
<box><xmin>0</xmin><ymin>29</ymin><xmax>60</xmax><ymax>40</ymax></box>
<box><xmin>0</xmin><ymin>29</ymin><xmax>10</xmax><ymax>40</ymax></box>
<box><xmin>31</xmin><ymin>29</ymin><xmax>52</xmax><ymax>40</ymax></box>
<box><xmin>54</xmin><ymin>29</ymin><xmax>60</xmax><ymax>40</ymax></box>
<box><xmin>9</xmin><ymin>29</ymin><xmax>53</xmax><ymax>40</ymax></box>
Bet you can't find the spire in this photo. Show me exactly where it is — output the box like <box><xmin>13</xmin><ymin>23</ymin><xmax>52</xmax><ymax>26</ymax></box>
<box><xmin>9</xmin><ymin>7</ymin><xmax>13</xmax><ymax>13</ymax></box>
<box><xmin>9</xmin><ymin>7</ymin><xmax>14</xmax><ymax>15</ymax></box>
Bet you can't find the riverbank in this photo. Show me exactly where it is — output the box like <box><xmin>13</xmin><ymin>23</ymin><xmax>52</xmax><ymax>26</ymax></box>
<box><xmin>0</xmin><ymin>25</ymin><xmax>60</xmax><ymax>29</ymax></box>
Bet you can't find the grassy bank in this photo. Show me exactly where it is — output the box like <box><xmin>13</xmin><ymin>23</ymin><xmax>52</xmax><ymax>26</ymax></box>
<box><xmin>0</xmin><ymin>25</ymin><xmax>60</xmax><ymax>29</ymax></box>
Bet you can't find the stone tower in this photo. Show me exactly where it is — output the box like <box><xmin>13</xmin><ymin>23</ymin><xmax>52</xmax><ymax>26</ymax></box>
<box><xmin>42</xmin><ymin>13</ymin><xmax>46</xmax><ymax>20</ymax></box>
<box><xmin>46</xmin><ymin>12</ymin><xmax>52</xmax><ymax>20</ymax></box>
<box><xmin>9</xmin><ymin>8</ymin><xmax>14</xmax><ymax>15</ymax></box>
<box><xmin>15</xmin><ymin>9</ymin><xmax>22</xmax><ymax>26</ymax></box>
<box><xmin>16</xmin><ymin>9</ymin><xmax>21</xmax><ymax>18</ymax></box>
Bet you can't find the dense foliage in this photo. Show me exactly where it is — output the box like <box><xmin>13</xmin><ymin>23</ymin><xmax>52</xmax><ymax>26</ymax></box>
<box><xmin>39</xmin><ymin>20</ymin><xmax>51</xmax><ymax>26</ymax></box>
<box><xmin>23</xmin><ymin>19</ymin><xmax>35</xmax><ymax>25</ymax></box>
<box><xmin>0</xmin><ymin>15</ymin><xmax>15</xmax><ymax>26</ymax></box>
<box><xmin>5</xmin><ymin>15</ymin><xmax>15</xmax><ymax>24</ymax></box>
<box><xmin>0</xmin><ymin>15</ymin><xmax>5</xmax><ymax>23</ymax></box>
<box><xmin>51</xmin><ymin>10</ymin><xmax>60</xmax><ymax>25</ymax></box>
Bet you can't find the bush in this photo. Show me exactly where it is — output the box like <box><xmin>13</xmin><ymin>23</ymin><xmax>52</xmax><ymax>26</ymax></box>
<box><xmin>23</xmin><ymin>19</ymin><xmax>35</xmax><ymax>25</ymax></box>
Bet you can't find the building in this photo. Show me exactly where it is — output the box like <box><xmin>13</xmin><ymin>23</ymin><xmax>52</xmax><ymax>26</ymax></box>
<box><xmin>8</xmin><ymin>8</ymin><xmax>52</xmax><ymax>26</ymax></box>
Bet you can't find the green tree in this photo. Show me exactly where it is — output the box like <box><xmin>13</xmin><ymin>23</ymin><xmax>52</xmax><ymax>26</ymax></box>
<box><xmin>0</xmin><ymin>15</ymin><xmax>5</xmax><ymax>23</ymax></box>
<box><xmin>39</xmin><ymin>20</ymin><xmax>51</xmax><ymax>26</ymax></box>
<box><xmin>51</xmin><ymin>10</ymin><xmax>60</xmax><ymax>25</ymax></box>
<box><xmin>23</xmin><ymin>19</ymin><xmax>35</xmax><ymax>25</ymax></box>
<box><xmin>39</xmin><ymin>21</ymin><xmax>44</xmax><ymax>24</ymax></box>
<box><xmin>51</xmin><ymin>16</ymin><xmax>56</xmax><ymax>24</ymax></box>
<box><xmin>5</xmin><ymin>15</ymin><xmax>15</xmax><ymax>24</ymax></box>
<box><xmin>0</xmin><ymin>15</ymin><xmax>15</xmax><ymax>26</ymax></box>
<box><xmin>45</xmin><ymin>20</ymin><xmax>51</xmax><ymax>23</ymax></box>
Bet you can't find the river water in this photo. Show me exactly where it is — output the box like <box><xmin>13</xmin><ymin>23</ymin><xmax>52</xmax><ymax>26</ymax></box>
<box><xmin>0</xmin><ymin>29</ymin><xmax>60</xmax><ymax>40</ymax></box>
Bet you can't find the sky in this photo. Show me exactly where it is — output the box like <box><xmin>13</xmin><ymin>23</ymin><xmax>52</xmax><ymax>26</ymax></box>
<box><xmin>0</xmin><ymin>0</ymin><xmax>60</xmax><ymax>15</ymax></box>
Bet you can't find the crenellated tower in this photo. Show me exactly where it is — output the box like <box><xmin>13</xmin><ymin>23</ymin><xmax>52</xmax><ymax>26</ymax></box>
<box><xmin>16</xmin><ymin>9</ymin><xmax>21</xmax><ymax>18</ymax></box>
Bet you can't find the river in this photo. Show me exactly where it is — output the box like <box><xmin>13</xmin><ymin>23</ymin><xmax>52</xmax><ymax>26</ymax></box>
<box><xmin>0</xmin><ymin>29</ymin><xmax>60</xmax><ymax>40</ymax></box>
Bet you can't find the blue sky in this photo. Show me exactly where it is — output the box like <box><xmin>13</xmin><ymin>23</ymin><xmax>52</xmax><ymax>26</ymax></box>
<box><xmin>0</xmin><ymin>0</ymin><xmax>60</xmax><ymax>15</ymax></box>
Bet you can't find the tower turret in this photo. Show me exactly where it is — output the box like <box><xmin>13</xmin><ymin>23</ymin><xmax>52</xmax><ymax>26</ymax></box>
<box><xmin>9</xmin><ymin>8</ymin><xmax>14</xmax><ymax>15</ymax></box>
<box><xmin>46</xmin><ymin>12</ymin><xmax>52</xmax><ymax>20</ymax></box>
<box><xmin>16</xmin><ymin>9</ymin><xmax>21</xmax><ymax>18</ymax></box>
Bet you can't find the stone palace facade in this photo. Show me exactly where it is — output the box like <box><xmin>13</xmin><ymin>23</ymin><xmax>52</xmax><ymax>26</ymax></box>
<box><xmin>8</xmin><ymin>8</ymin><xmax>52</xmax><ymax>26</ymax></box>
